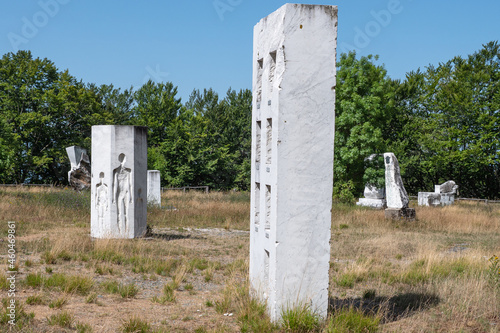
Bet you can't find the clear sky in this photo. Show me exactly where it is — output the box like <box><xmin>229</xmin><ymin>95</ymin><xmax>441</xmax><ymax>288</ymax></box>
<box><xmin>1</xmin><ymin>1</ymin><xmax>499</xmax><ymax>102</ymax></box>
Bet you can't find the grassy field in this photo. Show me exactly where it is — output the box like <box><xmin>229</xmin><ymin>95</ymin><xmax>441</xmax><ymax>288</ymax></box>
<box><xmin>0</xmin><ymin>186</ymin><xmax>499</xmax><ymax>332</ymax></box>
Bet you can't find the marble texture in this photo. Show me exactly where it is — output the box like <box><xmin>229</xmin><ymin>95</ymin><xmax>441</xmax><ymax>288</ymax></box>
<box><xmin>418</xmin><ymin>180</ymin><xmax>458</xmax><ymax>206</ymax></box>
<box><xmin>66</xmin><ymin>146</ymin><xmax>91</xmax><ymax>191</ymax></box>
<box><xmin>249</xmin><ymin>3</ymin><xmax>337</xmax><ymax>321</ymax></box>
<box><xmin>384</xmin><ymin>152</ymin><xmax>409</xmax><ymax>209</ymax></box>
<box><xmin>147</xmin><ymin>170</ymin><xmax>161</xmax><ymax>207</ymax></box>
<box><xmin>91</xmin><ymin>125</ymin><xmax>148</xmax><ymax>239</ymax></box>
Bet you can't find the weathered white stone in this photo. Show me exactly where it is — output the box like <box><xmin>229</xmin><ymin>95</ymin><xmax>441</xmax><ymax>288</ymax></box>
<box><xmin>357</xmin><ymin>155</ymin><xmax>386</xmax><ymax>208</ymax></box>
<box><xmin>147</xmin><ymin>170</ymin><xmax>161</xmax><ymax>207</ymax></box>
<box><xmin>91</xmin><ymin>125</ymin><xmax>148</xmax><ymax>239</ymax></box>
<box><xmin>249</xmin><ymin>4</ymin><xmax>337</xmax><ymax>321</ymax></box>
<box><xmin>418</xmin><ymin>180</ymin><xmax>458</xmax><ymax>206</ymax></box>
<box><xmin>66</xmin><ymin>146</ymin><xmax>88</xmax><ymax>169</ymax></box>
<box><xmin>436</xmin><ymin>180</ymin><xmax>458</xmax><ymax>195</ymax></box>
<box><xmin>384</xmin><ymin>153</ymin><xmax>409</xmax><ymax>209</ymax></box>
<box><xmin>66</xmin><ymin>146</ymin><xmax>91</xmax><ymax>191</ymax></box>
<box><xmin>418</xmin><ymin>192</ymin><xmax>441</xmax><ymax>206</ymax></box>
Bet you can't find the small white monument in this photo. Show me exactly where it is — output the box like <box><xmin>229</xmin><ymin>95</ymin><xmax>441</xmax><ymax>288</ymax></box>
<box><xmin>91</xmin><ymin>125</ymin><xmax>148</xmax><ymax>238</ymax></box>
<box><xmin>383</xmin><ymin>153</ymin><xmax>415</xmax><ymax>220</ymax></box>
<box><xmin>147</xmin><ymin>170</ymin><xmax>161</xmax><ymax>207</ymax></box>
<box><xmin>357</xmin><ymin>154</ymin><xmax>385</xmax><ymax>209</ymax></box>
<box><xmin>418</xmin><ymin>180</ymin><xmax>458</xmax><ymax>206</ymax></box>
<box><xmin>249</xmin><ymin>4</ymin><xmax>337</xmax><ymax>321</ymax></box>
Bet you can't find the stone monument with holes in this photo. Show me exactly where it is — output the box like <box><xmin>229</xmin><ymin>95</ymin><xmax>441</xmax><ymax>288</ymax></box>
<box><xmin>90</xmin><ymin>125</ymin><xmax>148</xmax><ymax>238</ymax></box>
<box><xmin>249</xmin><ymin>3</ymin><xmax>337</xmax><ymax>321</ymax></box>
<box><xmin>147</xmin><ymin>170</ymin><xmax>161</xmax><ymax>207</ymax></box>
<box><xmin>384</xmin><ymin>152</ymin><xmax>415</xmax><ymax>220</ymax></box>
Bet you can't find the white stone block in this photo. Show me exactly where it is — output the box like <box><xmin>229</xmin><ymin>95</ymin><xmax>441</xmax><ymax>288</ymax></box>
<box><xmin>147</xmin><ymin>170</ymin><xmax>161</xmax><ymax>207</ymax></box>
<box><xmin>91</xmin><ymin>125</ymin><xmax>148</xmax><ymax>239</ymax></box>
<box><xmin>249</xmin><ymin>3</ymin><xmax>337</xmax><ymax>321</ymax></box>
<box><xmin>384</xmin><ymin>153</ymin><xmax>409</xmax><ymax>209</ymax></box>
<box><xmin>356</xmin><ymin>198</ymin><xmax>385</xmax><ymax>209</ymax></box>
<box><xmin>418</xmin><ymin>192</ymin><xmax>441</xmax><ymax>206</ymax></box>
<box><xmin>66</xmin><ymin>146</ymin><xmax>88</xmax><ymax>169</ymax></box>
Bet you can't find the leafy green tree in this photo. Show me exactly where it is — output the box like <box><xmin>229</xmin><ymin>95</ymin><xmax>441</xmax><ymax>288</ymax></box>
<box><xmin>334</xmin><ymin>52</ymin><xmax>397</xmax><ymax>197</ymax></box>
<box><xmin>0</xmin><ymin>51</ymin><xmax>100</xmax><ymax>183</ymax></box>
<box><xmin>396</xmin><ymin>41</ymin><xmax>500</xmax><ymax>198</ymax></box>
<box><xmin>133</xmin><ymin>80</ymin><xmax>182</xmax><ymax>146</ymax></box>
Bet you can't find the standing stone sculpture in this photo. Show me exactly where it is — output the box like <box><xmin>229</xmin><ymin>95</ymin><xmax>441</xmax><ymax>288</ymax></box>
<box><xmin>90</xmin><ymin>125</ymin><xmax>147</xmax><ymax>239</ymax></box>
<box><xmin>66</xmin><ymin>146</ymin><xmax>91</xmax><ymax>191</ymax></box>
<box><xmin>418</xmin><ymin>180</ymin><xmax>458</xmax><ymax>206</ymax></box>
<box><xmin>357</xmin><ymin>154</ymin><xmax>385</xmax><ymax>209</ymax></box>
<box><xmin>384</xmin><ymin>152</ymin><xmax>415</xmax><ymax>220</ymax></box>
<box><xmin>249</xmin><ymin>4</ymin><xmax>337</xmax><ymax>321</ymax></box>
<box><xmin>147</xmin><ymin>170</ymin><xmax>161</xmax><ymax>207</ymax></box>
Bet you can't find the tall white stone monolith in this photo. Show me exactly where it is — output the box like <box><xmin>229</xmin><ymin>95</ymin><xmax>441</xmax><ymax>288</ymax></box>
<box><xmin>384</xmin><ymin>152</ymin><xmax>415</xmax><ymax>220</ymax></box>
<box><xmin>91</xmin><ymin>125</ymin><xmax>148</xmax><ymax>238</ymax></box>
<box><xmin>249</xmin><ymin>4</ymin><xmax>337</xmax><ymax>321</ymax></box>
<box><xmin>147</xmin><ymin>170</ymin><xmax>161</xmax><ymax>207</ymax></box>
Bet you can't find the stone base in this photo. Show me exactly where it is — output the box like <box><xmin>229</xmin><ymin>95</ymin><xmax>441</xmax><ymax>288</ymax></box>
<box><xmin>384</xmin><ymin>208</ymin><xmax>416</xmax><ymax>221</ymax></box>
<box><xmin>356</xmin><ymin>198</ymin><xmax>385</xmax><ymax>209</ymax></box>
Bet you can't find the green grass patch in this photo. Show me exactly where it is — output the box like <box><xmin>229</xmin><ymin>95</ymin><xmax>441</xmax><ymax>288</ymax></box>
<box><xmin>327</xmin><ymin>308</ymin><xmax>379</xmax><ymax>333</ymax></box>
<box><xmin>280</xmin><ymin>304</ymin><xmax>322</xmax><ymax>332</ymax></box>
<box><xmin>47</xmin><ymin>310</ymin><xmax>74</xmax><ymax>328</ymax></box>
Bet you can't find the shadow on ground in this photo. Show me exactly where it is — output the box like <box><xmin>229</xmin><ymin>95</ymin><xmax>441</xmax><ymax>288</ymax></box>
<box><xmin>329</xmin><ymin>292</ymin><xmax>440</xmax><ymax>322</ymax></box>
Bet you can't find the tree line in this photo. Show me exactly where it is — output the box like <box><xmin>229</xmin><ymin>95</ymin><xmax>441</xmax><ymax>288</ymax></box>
<box><xmin>0</xmin><ymin>43</ymin><xmax>498</xmax><ymax>198</ymax></box>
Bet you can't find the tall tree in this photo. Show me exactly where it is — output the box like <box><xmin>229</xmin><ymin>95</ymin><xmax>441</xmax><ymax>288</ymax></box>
<box><xmin>334</xmin><ymin>52</ymin><xmax>397</xmax><ymax>197</ymax></box>
<box><xmin>397</xmin><ymin>41</ymin><xmax>500</xmax><ymax>198</ymax></box>
<box><xmin>0</xmin><ymin>51</ymin><xmax>100</xmax><ymax>184</ymax></box>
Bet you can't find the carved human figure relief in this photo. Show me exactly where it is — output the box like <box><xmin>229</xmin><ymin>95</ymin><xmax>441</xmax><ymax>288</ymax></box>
<box><xmin>113</xmin><ymin>153</ymin><xmax>132</xmax><ymax>235</ymax></box>
<box><xmin>95</xmin><ymin>172</ymin><xmax>108</xmax><ymax>231</ymax></box>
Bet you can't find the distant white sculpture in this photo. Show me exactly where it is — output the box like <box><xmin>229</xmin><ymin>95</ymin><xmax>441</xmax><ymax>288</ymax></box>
<box><xmin>418</xmin><ymin>180</ymin><xmax>458</xmax><ymax>206</ymax></box>
<box><xmin>384</xmin><ymin>153</ymin><xmax>409</xmax><ymax>209</ymax></box>
<box><xmin>357</xmin><ymin>154</ymin><xmax>385</xmax><ymax>209</ymax></box>
<box><xmin>66</xmin><ymin>146</ymin><xmax>91</xmax><ymax>191</ymax></box>
<box><xmin>147</xmin><ymin>170</ymin><xmax>161</xmax><ymax>207</ymax></box>
<box><xmin>91</xmin><ymin>125</ymin><xmax>148</xmax><ymax>239</ymax></box>
<box><xmin>384</xmin><ymin>153</ymin><xmax>415</xmax><ymax>220</ymax></box>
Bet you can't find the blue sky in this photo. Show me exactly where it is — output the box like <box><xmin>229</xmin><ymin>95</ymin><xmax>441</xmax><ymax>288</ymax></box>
<box><xmin>1</xmin><ymin>1</ymin><xmax>499</xmax><ymax>102</ymax></box>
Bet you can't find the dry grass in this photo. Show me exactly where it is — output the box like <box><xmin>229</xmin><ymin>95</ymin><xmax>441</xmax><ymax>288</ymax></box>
<box><xmin>0</xmin><ymin>186</ymin><xmax>499</xmax><ymax>332</ymax></box>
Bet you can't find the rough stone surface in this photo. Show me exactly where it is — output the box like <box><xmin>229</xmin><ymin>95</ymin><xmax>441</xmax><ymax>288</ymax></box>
<box><xmin>91</xmin><ymin>125</ymin><xmax>148</xmax><ymax>239</ymax></box>
<box><xmin>147</xmin><ymin>170</ymin><xmax>161</xmax><ymax>207</ymax></box>
<box><xmin>356</xmin><ymin>197</ymin><xmax>385</xmax><ymax>209</ymax></box>
<box><xmin>384</xmin><ymin>207</ymin><xmax>416</xmax><ymax>221</ymax></box>
<box><xmin>436</xmin><ymin>180</ymin><xmax>458</xmax><ymax>194</ymax></box>
<box><xmin>418</xmin><ymin>192</ymin><xmax>441</xmax><ymax>206</ymax></box>
<box><xmin>419</xmin><ymin>180</ymin><xmax>458</xmax><ymax>206</ymax></box>
<box><xmin>357</xmin><ymin>155</ymin><xmax>386</xmax><ymax>208</ymax></box>
<box><xmin>384</xmin><ymin>153</ymin><xmax>409</xmax><ymax>209</ymax></box>
<box><xmin>249</xmin><ymin>4</ymin><xmax>337</xmax><ymax>321</ymax></box>
<box><xmin>66</xmin><ymin>146</ymin><xmax>91</xmax><ymax>191</ymax></box>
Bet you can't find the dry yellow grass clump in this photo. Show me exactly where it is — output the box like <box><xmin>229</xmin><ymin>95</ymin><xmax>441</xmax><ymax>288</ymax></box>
<box><xmin>0</xmin><ymin>186</ymin><xmax>498</xmax><ymax>332</ymax></box>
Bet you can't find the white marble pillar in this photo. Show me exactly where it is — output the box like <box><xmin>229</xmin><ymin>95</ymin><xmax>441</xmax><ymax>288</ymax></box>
<box><xmin>147</xmin><ymin>170</ymin><xmax>161</xmax><ymax>207</ymax></box>
<box><xmin>249</xmin><ymin>4</ymin><xmax>337</xmax><ymax>321</ymax></box>
<box><xmin>91</xmin><ymin>125</ymin><xmax>148</xmax><ymax>238</ymax></box>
